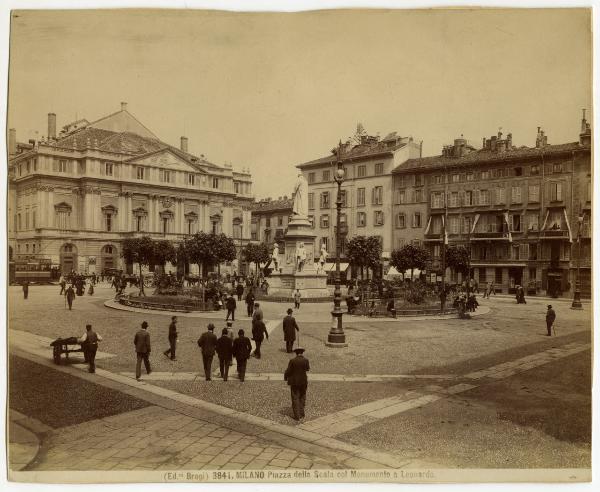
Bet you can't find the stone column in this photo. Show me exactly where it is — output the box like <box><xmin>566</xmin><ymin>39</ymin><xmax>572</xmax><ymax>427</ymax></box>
<box><xmin>83</xmin><ymin>189</ymin><xmax>93</xmax><ymax>230</ymax></box>
<box><xmin>179</xmin><ymin>199</ymin><xmax>186</xmax><ymax>233</ymax></box>
<box><xmin>118</xmin><ymin>193</ymin><xmax>126</xmax><ymax>231</ymax></box>
<box><xmin>204</xmin><ymin>201</ymin><xmax>211</xmax><ymax>232</ymax></box>
<box><xmin>36</xmin><ymin>187</ymin><xmax>46</xmax><ymax>228</ymax></box>
<box><xmin>47</xmin><ymin>187</ymin><xmax>55</xmax><ymax>228</ymax></box>
<box><xmin>125</xmin><ymin>193</ymin><xmax>132</xmax><ymax>232</ymax></box>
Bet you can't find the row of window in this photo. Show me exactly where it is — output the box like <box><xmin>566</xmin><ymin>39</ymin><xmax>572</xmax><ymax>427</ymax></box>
<box><xmin>396</xmin><ymin>162</ymin><xmax>564</xmax><ymax>187</ymax></box>
<box><xmin>308</xmin><ymin>186</ymin><xmax>384</xmax><ymax>210</ymax></box>
<box><xmin>429</xmin><ymin>183</ymin><xmax>562</xmax><ymax>208</ymax></box>
<box><xmin>307</xmin><ymin>162</ymin><xmax>385</xmax><ymax>184</ymax></box>
<box><xmin>19</xmin><ymin>159</ymin><xmax>231</xmax><ymax>191</ymax></box>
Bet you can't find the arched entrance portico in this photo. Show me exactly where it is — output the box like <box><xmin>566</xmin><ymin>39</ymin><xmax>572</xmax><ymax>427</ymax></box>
<box><xmin>100</xmin><ymin>244</ymin><xmax>118</xmax><ymax>273</ymax></box>
<box><xmin>60</xmin><ymin>243</ymin><xmax>78</xmax><ymax>274</ymax></box>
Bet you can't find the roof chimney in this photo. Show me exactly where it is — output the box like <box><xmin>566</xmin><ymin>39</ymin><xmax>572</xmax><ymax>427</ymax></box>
<box><xmin>121</xmin><ymin>102</ymin><xmax>128</xmax><ymax>111</ymax></box>
<box><xmin>48</xmin><ymin>113</ymin><xmax>56</xmax><ymax>140</ymax></box>
<box><xmin>180</xmin><ymin>136</ymin><xmax>188</xmax><ymax>153</ymax></box>
<box><xmin>581</xmin><ymin>108</ymin><xmax>587</xmax><ymax>133</ymax></box>
<box><xmin>8</xmin><ymin>128</ymin><xmax>16</xmax><ymax>156</ymax></box>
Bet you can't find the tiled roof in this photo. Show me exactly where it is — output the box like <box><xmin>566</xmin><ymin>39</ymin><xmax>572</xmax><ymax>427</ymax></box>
<box><xmin>250</xmin><ymin>197</ymin><xmax>293</xmax><ymax>213</ymax></box>
<box><xmin>297</xmin><ymin>139</ymin><xmax>408</xmax><ymax>168</ymax></box>
<box><xmin>53</xmin><ymin>127</ymin><xmax>221</xmax><ymax>170</ymax></box>
<box><xmin>393</xmin><ymin>142</ymin><xmax>589</xmax><ymax>174</ymax></box>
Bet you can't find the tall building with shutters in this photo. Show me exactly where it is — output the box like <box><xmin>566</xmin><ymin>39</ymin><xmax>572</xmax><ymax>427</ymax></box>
<box><xmin>392</xmin><ymin>114</ymin><xmax>591</xmax><ymax>297</ymax></box>
<box><xmin>7</xmin><ymin>102</ymin><xmax>253</xmax><ymax>276</ymax></box>
<box><xmin>296</xmin><ymin>132</ymin><xmax>422</xmax><ymax>272</ymax></box>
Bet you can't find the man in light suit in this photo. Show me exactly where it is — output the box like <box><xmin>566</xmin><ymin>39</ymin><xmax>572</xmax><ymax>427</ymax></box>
<box><xmin>284</xmin><ymin>347</ymin><xmax>310</xmax><ymax>420</ymax></box>
<box><xmin>134</xmin><ymin>321</ymin><xmax>152</xmax><ymax>381</ymax></box>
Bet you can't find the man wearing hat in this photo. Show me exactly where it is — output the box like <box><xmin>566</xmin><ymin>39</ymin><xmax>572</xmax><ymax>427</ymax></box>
<box><xmin>232</xmin><ymin>329</ymin><xmax>252</xmax><ymax>382</ymax></box>
<box><xmin>134</xmin><ymin>321</ymin><xmax>152</xmax><ymax>381</ymax></box>
<box><xmin>283</xmin><ymin>308</ymin><xmax>300</xmax><ymax>353</ymax></box>
<box><xmin>284</xmin><ymin>347</ymin><xmax>310</xmax><ymax>420</ymax></box>
<box><xmin>546</xmin><ymin>305</ymin><xmax>556</xmax><ymax>336</ymax></box>
<box><xmin>216</xmin><ymin>327</ymin><xmax>233</xmax><ymax>381</ymax></box>
<box><xmin>197</xmin><ymin>323</ymin><xmax>218</xmax><ymax>381</ymax></box>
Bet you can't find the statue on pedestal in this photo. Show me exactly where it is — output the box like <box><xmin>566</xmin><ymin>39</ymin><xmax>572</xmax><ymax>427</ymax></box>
<box><xmin>318</xmin><ymin>242</ymin><xmax>328</xmax><ymax>273</ymax></box>
<box><xmin>271</xmin><ymin>243</ymin><xmax>280</xmax><ymax>271</ymax></box>
<box><xmin>292</xmin><ymin>173</ymin><xmax>308</xmax><ymax>218</ymax></box>
<box><xmin>295</xmin><ymin>242</ymin><xmax>307</xmax><ymax>272</ymax></box>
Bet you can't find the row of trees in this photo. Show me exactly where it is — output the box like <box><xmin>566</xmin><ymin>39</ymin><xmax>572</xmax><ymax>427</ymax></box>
<box><xmin>121</xmin><ymin>232</ymin><xmax>238</xmax><ymax>281</ymax></box>
<box><xmin>345</xmin><ymin>235</ymin><xmax>470</xmax><ymax>280</ymax></box>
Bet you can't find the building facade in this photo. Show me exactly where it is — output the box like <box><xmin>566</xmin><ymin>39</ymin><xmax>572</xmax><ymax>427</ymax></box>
<box><xmin>8</xmin><ymin>102</ymin><xmax>254</xmax><ymax>275</ymax></box>
<box><xmin>297</xmin><ymin>132</ymin><xmax>422</xmax><ymax>263</ymax></box>
<box><xmin>250</xmin><ymin>197</ymin><xmax>293</xmax><ymax>250</ymax></box>
<box><xmin>392</xmin><ymin>116</ymin><xmax>591</xmax><ymax>297</ymax></box>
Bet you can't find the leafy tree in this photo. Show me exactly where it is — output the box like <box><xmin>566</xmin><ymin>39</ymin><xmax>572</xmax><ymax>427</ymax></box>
<box><xmin>346</xmin><ymin>235</ymin><xmax>382</xmax><ymax>281</ymax></box>
<box><xmin>243</xmin><ymin>242</ymin><xmax>270</xmax><ymax>273</ymax></box>
<box><xmin>390</xmin><ymin>244</ymin><xmax>430</xmax><ymax>280</ymax></box>
<box><xmin>212</xmin><ymin>233</ymin><xmax>237</xmax><ymax>275</ymax></box>
<box><xmin>152</xmin><ymin>239</ymin><xmax>177</xmax><ymax>273</ymax></box>
<box><xmin>121</xmin><ymin>236</ymin><xmax>155</xmax><ymax>295</ymax></box>
<box><xmin>185</xmin><ymin>232</ymin><xmax>237</xmax><ymax>277</ymax></box>
<box><xmin>445</xmin><ymin>245</ymin><xmax>470</xmax><ymax>275</ymax></box>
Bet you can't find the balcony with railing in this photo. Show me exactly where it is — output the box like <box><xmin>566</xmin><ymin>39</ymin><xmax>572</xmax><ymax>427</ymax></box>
<box><xmin>471</xmin><ymin>223</ymin><xmax>511</xmax><ymax>241</ymax></box>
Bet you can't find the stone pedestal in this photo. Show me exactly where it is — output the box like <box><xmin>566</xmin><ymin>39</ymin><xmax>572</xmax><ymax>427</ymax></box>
<box><xmin>268</xmin><ymin>216</ymin><xmax>329</xmax><ymax>298</ymax></box>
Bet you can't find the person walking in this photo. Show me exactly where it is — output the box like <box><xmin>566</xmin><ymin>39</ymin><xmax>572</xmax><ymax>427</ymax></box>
<box><xmin>163</xmin><ymin>316</ymin><xmax>178</xmax><ymax>361</ymax></box>
<box><xmin>22</xmin><ymin>281</ymin><xmax>29</xmax><ymax>300</ymax></box>
<box><xmin>88</xmin><ymin>282</ymin><xmax>94</xmax><ymax>296</ymax></box>
<box><xmin>252</xmin><ymin>318</ymin><xmax>269</xmax><ymax>359</ymax></box>
<box><xmin>236</xmin><ymin>282</ymin><xmax>244</xmax><ymax>302</ymax></box>
<box><xmin>245</xmin><ymin>290</ymin><xmax>255</xmax><ymax>317</ymax></box>
<box><xmin>197</xmin><ymin>323</ymin><xmax>218</xmax><ymax>381</ymax></box>
<box><xmin>252</xmin><ymin>302</ymin><xmax>263</xmax><ymax>324</ymax></box>
<box><xmin>134</xmin><ymin>321</ymin><xmax>152</xmax><ymax>381</ymax></box>
<box><xmin>232</xmin><ymin>329</ymin><xmax>252</xmax><ymax>382</ymax></box>
<box><xmin>59</xmin><ymin>275</ymin><xmax>66</xmax><ymax>295</ymax></box>
<box><xmin>284</xmin><ymin>347</ymin><xmax>310</xmax><ymax>420</ymax></box>
<box><xmin>226</xmin><ymin>294</ymin><xmax>237</xmax><ymax>321</ymax></box>
<box><xmin>225</xmin><ymin>322</ymin><xmax>235</xmax><ymax>366</ymax></box>
<box><xmin>78</xmin><ymin>324</ymin><xmax>102</xmax><ymax>373</ymax></box>
<box><xmin>293</xmin><ymin>289</ymin><xmax>301</xmax><ymax>309</ymax></box>
<box><xmin>65</xmin><ymin>285</ymin><xmax>76</xmax><ymax>310</ymax></box>
<box><xmin>283</xmin><ymin>308</ymin><xmax>300</xmax><ymax>353</ymax></box>
<box><xmin>546</xmin><ymin>305</ymin><xmax>556</xmax><ymax>336</ymax></box>
<box><xmin>216</xmin><ymin>328</ymin><xmax>233</xmax><ymax>381</ymax></box>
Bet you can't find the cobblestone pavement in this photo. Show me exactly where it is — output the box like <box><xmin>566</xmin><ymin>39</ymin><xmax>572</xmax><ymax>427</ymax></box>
<box><xmin>8</xmin><ymin>284</ymin><xmax>592</xmax><ymax>472</ymax></box>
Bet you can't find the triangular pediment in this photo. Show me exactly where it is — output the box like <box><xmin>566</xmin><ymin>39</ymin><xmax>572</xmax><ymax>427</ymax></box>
<box><xmin>126</xmin><ymin>149</ymin><xmax>208</xmax><ymax>173</ymax></box>
<box><xmin>89</xmin><ymin>110</ymin><xmax>158</xmax><ymax>139</ymax></box>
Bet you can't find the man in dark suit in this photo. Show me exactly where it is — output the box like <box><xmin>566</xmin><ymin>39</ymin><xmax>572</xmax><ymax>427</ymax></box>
<box><xmin>134</xmin><ymin>321</ymin><xmax>152</xmax><ymax>381</ymax></box>
<box><xmin>197</xmin><ymin>323</ymin><xmax>218</xmax><ymax>381</ymax></box>
<box><xmin>236</xmin><ymin>282</ymin><xmax>245</xmax><ymax>301</ymax></box>
<box><xmin>251</xmin><ymin>319</ymin><xmax>268</xmax><ymax>359</ymax></box>
<box><xmin>216</xmin><ymin>328</ymin><xmax>233</xmax><ymax>381</ymax></box>
<box><xmin>283</xmin><ymin>308</ymin><xmax>300</xmax><ymax>353</ymax></box>
<box><xmin>163</xmin><ymin>316</ymin><xmax>178</xmax><ymax>360</ymax></box>
<box><xmin>546</xmin><ymin>305</ymin><xmax>556</xmax><ymax>336</ymax></box>
<box><xmin>284</xmin><ymin>347</ymin><xmax>310</xmax><ymax>420</ymax></box>
<box><xmin>245</xmin><ymin>290</ymin><xmax>255</xmax><ymax>317</ymax></box>
<box><xmin>232</xmin><ymin>329</ymin><xmax>252</xmax><ymax>382</ymax></box>
<box><xmin>226</xmin><ymin>294</ymin><xmax>237</xmax><ymax>321</ymax></box>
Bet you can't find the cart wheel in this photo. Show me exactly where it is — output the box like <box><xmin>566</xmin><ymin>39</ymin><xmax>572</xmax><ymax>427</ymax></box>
<box><xmin>53</xmin><ymin>345</ymin><xmax>61</xmax><ymax>365</ymax></box>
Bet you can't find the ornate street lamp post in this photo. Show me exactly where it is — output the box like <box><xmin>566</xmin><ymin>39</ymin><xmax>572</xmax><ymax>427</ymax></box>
<box><xmin>326</xmin><ymin>141</ymin><xmax>348</xmax><ymax>347</ymax></box>
<box><xmin>571</xmin><ymin>212</ymin><xmax>585</xmax><ymax>309</ymax></box>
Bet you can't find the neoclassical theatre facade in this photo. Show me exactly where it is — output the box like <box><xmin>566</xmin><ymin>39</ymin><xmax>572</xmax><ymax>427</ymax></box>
<box><xmin>8</xmin><ymin>103</ymin><xmax>253</xmax><ymax>275</ymax></box>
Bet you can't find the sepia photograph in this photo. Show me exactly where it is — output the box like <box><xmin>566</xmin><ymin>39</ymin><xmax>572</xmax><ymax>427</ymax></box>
<box><xmin>3</xmin><ymin>3</ymin><xmax>594</xmax><ymax>485</ymax></box>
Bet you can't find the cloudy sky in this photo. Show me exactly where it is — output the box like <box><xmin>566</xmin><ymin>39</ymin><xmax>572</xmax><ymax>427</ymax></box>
<box><xmin>8</xmin><ymin>8</ymin><xmax>591</xmax><ymax>198</ymax></box>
